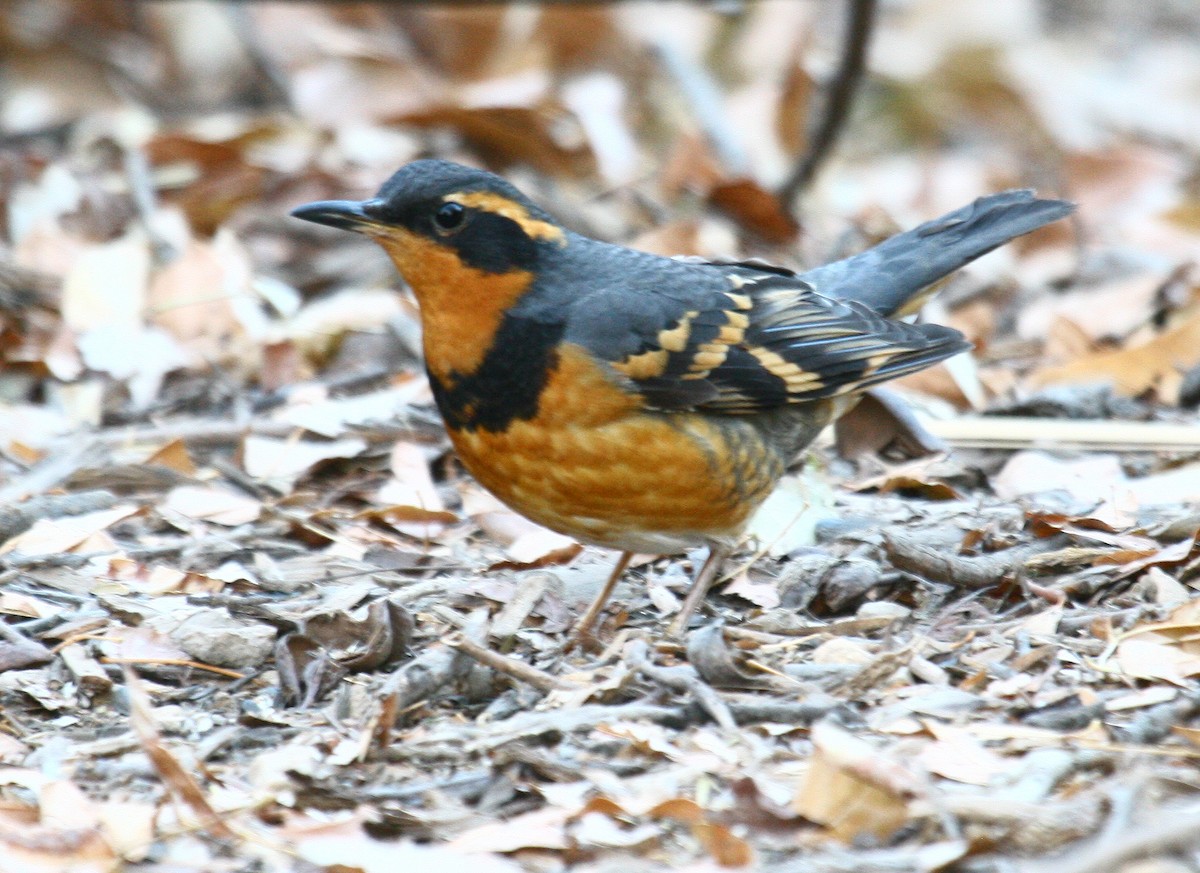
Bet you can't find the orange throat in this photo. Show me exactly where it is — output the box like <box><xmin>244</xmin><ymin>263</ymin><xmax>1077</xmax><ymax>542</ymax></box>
<box><xmin>373</xmin><ymin>227</ymin><xmax>534</xmax><ymax>383</ymax></box>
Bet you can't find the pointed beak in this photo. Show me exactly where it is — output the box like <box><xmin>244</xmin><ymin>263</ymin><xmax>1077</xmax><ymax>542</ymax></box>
<box><xmin>290</xmin><ymin>199</ymin><xmax>384</xmax><ymax>233</ymax></box>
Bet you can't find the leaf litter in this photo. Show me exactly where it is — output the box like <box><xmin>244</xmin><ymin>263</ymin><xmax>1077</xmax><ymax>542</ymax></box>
<box><xmin>1</xmin><ymin>2</ymin><xmax>1200</xmax><ymax>871</ymax></box>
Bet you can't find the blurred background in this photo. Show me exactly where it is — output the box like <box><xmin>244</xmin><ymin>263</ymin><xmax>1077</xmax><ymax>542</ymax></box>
<box><xmin>1</xmin><ymin>0</ymin><xmax>1198</xmax><ymax>430</ymax></box>
<box><xmin>3</xmin><ymin>4</ymin><xmax>1200</xmax><ymax>869</ymax></box>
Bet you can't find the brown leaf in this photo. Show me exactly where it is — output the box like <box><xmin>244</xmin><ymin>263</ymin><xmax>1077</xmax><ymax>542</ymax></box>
<box><xmin>488</xmin><ymin>539</ymin><xmax>582</xmax><ymax>571</ymax></box>
<box><xmin>397</xmin><ymin>105</ymin><xmax>587</xmax><ymax>174</ymax></box>
<box><xmin>358</xmin><ymin>505</ymin><xmax>459</xmax><ymax>527</ymax></box>
<box><xmin>124</xmin><ymin>667</ymin><xmax>235</xmax><ymax>839</ymax></box>
<box><xmin>686</xmin><ymin>625</ymin><xmax>763</xmax><ymax>689</ymax></box>
<box><xmin>144</xmin><ymin>438</ymin><xmax>197</xmax><ymax>475</ymax></box>
<box><xmin>1028</xmin><ymin>303</ymin><xmax>1200</xmax><ymax>398</ymax></box>
<box><xmin>708</xmin><ymin>177</ymin><xmax>799</xmax><ymax>244</ymax></box>
<box><xmin>0</xmin><ymin>627</ymin><xmax>53</xmax><ymax>672</ymax></box>
<box><xmin>301</xmin><ymin>599</ymin><xmax>414</xmax><ymax>672</ymax></box>
<box><xmin>878</xmin><ymin>475</ymin><xmax>960</xmax><ymax>501</ymax></box>
<box><xmin>275</xmin><ymin>632</ymin><xmax>348</xmax><ymax>708</ymax></box>
<box><xmin>646</xmin><ymin>797</ymin><xmax>706</xmax><ymax>824</ymax></box>
<box><xmin>147</xmin><ymin>234</ymin><xmax>251</xmax><ymax>357</ymax></box>
<box><xmin>692</xmin><ymin>822</ymin><xmax>754</xmax><ymax>868</ymax></box>
<box><xmin>834</xmin><ymin>390</ymin><xmax>948</xmax><ymax>460</ymax></box>
<box><xmin>793</xmin><ymin>721</ymin><xmax>919</xmax><ymax>842</ymax></box>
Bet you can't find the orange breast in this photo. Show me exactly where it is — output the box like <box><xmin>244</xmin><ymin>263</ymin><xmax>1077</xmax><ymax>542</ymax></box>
<box><xmin>447</xmin><ymin>345</ymin><xmax>784</xmax><ymax>553</ymax></box>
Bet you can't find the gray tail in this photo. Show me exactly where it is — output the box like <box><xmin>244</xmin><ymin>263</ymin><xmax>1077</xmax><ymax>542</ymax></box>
<box><xmin>800</xmin><ymin>190</ymin><xmax>1074</xmax><ymax>317</ymax></box>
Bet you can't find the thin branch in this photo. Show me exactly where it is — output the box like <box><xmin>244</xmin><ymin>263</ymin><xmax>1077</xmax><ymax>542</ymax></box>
<box><xmin>444</xmin><ymin>632</ymin><xmax>571</xmax><ymax>694</ymax></box>
<box><xmin>780</xmin><ymin>0</ymin><xmax>878</xmax><ymax>203</ymax></box>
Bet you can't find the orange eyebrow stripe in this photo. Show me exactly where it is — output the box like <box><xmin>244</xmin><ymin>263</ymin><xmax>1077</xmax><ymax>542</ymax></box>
<box><xmin>447</xmin><ymin>191</ymin><xmax>566</xmax><ymax>244</ymax></box>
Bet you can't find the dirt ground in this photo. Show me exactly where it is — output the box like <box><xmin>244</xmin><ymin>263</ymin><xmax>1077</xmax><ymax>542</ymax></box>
<box><xmin>2</xmin><ymin>2</ymin><xmax>1200</xmax><ymax>871</ymax></box>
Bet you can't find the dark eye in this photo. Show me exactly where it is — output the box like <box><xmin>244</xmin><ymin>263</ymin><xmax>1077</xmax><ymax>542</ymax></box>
<box><xmin>433</xmin><ymin>202</ymin><xmax>467</xmax><ymax>234</ymax></box>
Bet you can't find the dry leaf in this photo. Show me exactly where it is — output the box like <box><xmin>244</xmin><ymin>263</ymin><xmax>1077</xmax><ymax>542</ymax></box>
<box><xmin>242</xmin><ymin>434</ymin><xmax>367</xmax><ymax>490</ymax></box>
<box><xmin>163</xmin><ymin>485</ymin><xmax>261</xmax><ymax>526</ymax></box>
<box><xmin>708</xmin><ymin>177</ymin><xmax>798</xmax><ymax>244</ymax></box>
<box><xmin>60</xmin><ymin>233</ymin><xmax>149</xmax><ymax>332</ymax></box>
<box><xmin>144</xmin><ymin>438</ymin><xmax>197</xmax><ymax>475</ymax></box>
<box><xmin>993</xmin><ymin>451</ymin><xmax>1133</xmax><ymax>508</ymax></box>
<box><xmin>794</xmin><ymin>721</ymin><xmax>919</xmax><ymax>842</ymax></box>
<box><xmin>0</xmin><ymin>775</ymin><xmax>116</xmax><ymax>873</ymax></box>
<box><xmin>916</xmin><ymin>730</ymin><xmax>1009</xmax><ymax>786</ymax></box>
<box><xmin>692</xmin><ymin>821</ymin><xmax>754</xmax><ymax>868</ymax></box>
<box><xmin>148</xmin><ymin>233</ymin><xmax>251</xmax><ymax>358</ymax></box>
<box><xmin>745</xmin><ymin>472</ymin><xmax>835</xmax><ymax>557</ymax></box>
<box><xmin>721</xmin><ymin>567</ymin><xmax>781</xmax><ymax>609</ymax></box>
<box><xmin>1112</xmin><ymin>638</ymin><xmax>1200</xmax><ymax>685</ymax></box>
<box><xmin>447</xmin><ymin>807</ymin><xmax>571</xmax><ymax>853</ymax></box>
<box><xmin>0</xmin><ymin>505</ymin><xmax>139</xmax><ymax>557</ymax></box>
<box><xmin>375</xmin><ymin>441</ymin><xmax>450</xmax><ymax>538</ymax></box>
<box><xmin>1028</xmin><ymin>306</ymin><xmax>1200</xmax><ymax>397</ymax></box>
<box><xmin>124</xmin><ymin>667</ymin><xmax>235</xmax><ymax>839</ymax></box>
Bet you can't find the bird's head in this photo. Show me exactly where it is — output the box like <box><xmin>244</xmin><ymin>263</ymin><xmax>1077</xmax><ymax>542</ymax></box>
<box><xmin>291</xmin><ymin>159</ymin><xmax>565</xmax><ymax>282</ymax></box>
<box><xmin>291</xmin><ymin>160</ymin><xmax>568</xmax><ymax>382</ymax></box>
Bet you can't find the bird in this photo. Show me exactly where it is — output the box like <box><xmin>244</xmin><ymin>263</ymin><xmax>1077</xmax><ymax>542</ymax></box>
<box><xmin>292</xmin><ymin>160</ymin><xmax>1073</xmax><ymax>642</ymax></box>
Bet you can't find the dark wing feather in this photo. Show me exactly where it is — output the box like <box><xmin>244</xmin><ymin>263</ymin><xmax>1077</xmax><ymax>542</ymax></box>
<box><xmin>562</xmin><ymin>276</ymin><xmax>751</xmax><ymax>410</ymax></box>
<box><xmin>564</xmin><ymin>263</ymin><xmax>968</xmax><ymax>414</ymax></box>
<box><xmin>698</xmin><ymin>273</ymin><xmax>969</xmax><ymax>412</ymax></box>
<box><xmin>557</xmin><ymin>191</ymin><xmax>1071</xmax><ymax>412</ymax></box>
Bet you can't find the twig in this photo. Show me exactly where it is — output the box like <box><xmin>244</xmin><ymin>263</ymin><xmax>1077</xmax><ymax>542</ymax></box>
<box><xmin>1018</xmin><ymin>801</ymin><xmax>1200</xmax><ymax>873</ymax></box>
<box><xmin>0</xmin><ymin>552</ymin><xmax>103</xmax><ymax>570</ymax></box>
<box><xmin>103</xmin><ymin>656</ymin><xmax>245</xmax><ymax>679</ymax></box>
<box><xmin>124</xmin><ymin>666</ymin><xmax>237</xmax><ymax>840</ymax></box>
<box><xmin>0</xmin><ymin>490</ymin><xmax>118</xmax><ymax>542</ymax></box>
<box><xmin>444</xmin><ymin>632</ymin><xmax>570</xmax><ymax>694</ymax></box>
<box><xmin>492</xmin><ymin>744</ymin><xmax>587</xmax><ymax>783</ymax></box>
<box><xmin>0</xmin><ymin>621</ymin><xmax>53</xmax><ymax>670</ymax></box>
<box><xmin>780</xmin><ymin>0</ymin><xmax>878</xmax><ymax>202</ymax></box>
<box><xmin>399</xmin><ymin>696</ymin><xmax>844</xmax><ymax>760</ymax></box>
<box><xmin>0</xmin><ymin>260</ymin><xmax>61</xmax><ymax>311</ymax></box>
<box><xmin>718</xmin><ymin>696</ymin><xmax>843</xmax><ymax>725</ymax></box>
<box><xmin>15</xmin><ymin>607</ymin><xmax>107</xmax><ymax>637</ymax></box>
<box><xmin>59</xmin><ymin>643</ymin><xmax>114</xmax><ymax>697</ymax></box>
<box><xmin>490</xmin><ymin>572</ymin><xmax>559</xmax><ymax>640</ymax></box>
<box><xmin>921</xmin><ymin>416</ymin><xmax>1200</xmax><ymax>451</ymax></box>
<box><xmin>0</xmin><ymin>440</ymin><xmax>107</xmax><ymax>505</ymax></box>
<box><xmin>74</xmin><ymin>413</ymin><xmax>443</xmax><ymax>450</ymax></box>
<box><xmin>380</xmin><ymin>645</ymin><xmax>468</xmax><ymax>714</ymax></box>
<box><xmin>225</xmin><ymin>5</ymin><xmax>293</xmax><ymax>108</ymax></box>
<box><xmin>626</xmin><ymin>639</ymin><xmax>737</xmax><ymax>730</ymax></box>
<box><xmin>884</xmin><ymin>534</ymin><xmax>1062</xmax><ymax>589</ymax></box>
<box><xmin>1108</xmin><ymin>691</ymin><xmax>1200</xmax><ymax>745</ymax></box>
<box><xmin>123</xmin><ymin>144</ymin><xmax>175</xmax><ymax>262</ymax></box>
<box><xmin>933</xmin><ymin>793</ymin><xmax>1104</xmax><ymax>856</ymax></box>
<box><xmin>992</xmin><ymin>748</ymin><xmax>1080</xmax><ymax>804</ymax></box>
<box><xmin>836</xmin><ymin>645</ymin><xmax>913</xmax><ymax>698</ymax></box>
<box><xmin>393</xmin><ymin>703</ymin><xmax>686</xmax><ymax>758</ymax></box>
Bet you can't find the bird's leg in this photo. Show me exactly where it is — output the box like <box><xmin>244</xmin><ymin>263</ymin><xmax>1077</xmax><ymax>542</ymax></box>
<box><xmin>567</xmin><ymin>550</ymin><xmax>634</xmax><ymax>648</ymax></box>
<box><xmin>667</xmin><ymin>545</ymin><xmax>730</xmax><ymax>637</ymax></box>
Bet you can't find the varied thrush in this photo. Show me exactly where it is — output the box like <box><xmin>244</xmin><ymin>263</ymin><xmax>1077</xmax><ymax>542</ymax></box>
<box><xmin>293</xmin><ymin>160</ymin><xmax>1072</xmax><ymax>640</ymax></box>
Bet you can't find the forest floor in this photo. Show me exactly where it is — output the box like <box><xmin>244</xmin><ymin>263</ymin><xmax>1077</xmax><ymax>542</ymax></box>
<box><xmin>1</xmin><ymin>2</ymin><xmax>1200</xmax><ymax>871</ymax></box>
